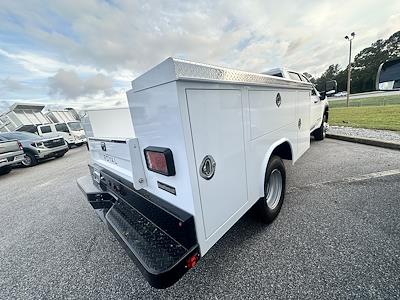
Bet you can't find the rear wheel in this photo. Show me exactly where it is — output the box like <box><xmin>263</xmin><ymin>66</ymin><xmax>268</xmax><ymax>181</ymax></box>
<box><xmin>255</xmin><ymin>155</ymin><xmax>286</xmax><ymax>223</ymax></box>
<box><xmin>0</xmin><ymin>166</ymin><xmax>12</xmax><ymax>175</ymax></box>
<box><xmin>22</xmin><ymin>153</ymin><xmax>38</xmax><ymax>167</ymax></box>
<box><xmin>313</xmin><ymin>114</ymin><xmax>327</xmax><ymax>141</ymax></box>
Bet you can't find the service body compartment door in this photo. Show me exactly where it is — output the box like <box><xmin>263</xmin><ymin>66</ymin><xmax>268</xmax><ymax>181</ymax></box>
<box><xmin>296</xmin><ymin>90</ymin><xmax>311</xmax><ymax>158</ymax></box>
<box><xmin>186</xmin><ymin>89</ymin><xmax>248</xmax><ymax>239</ymax></box>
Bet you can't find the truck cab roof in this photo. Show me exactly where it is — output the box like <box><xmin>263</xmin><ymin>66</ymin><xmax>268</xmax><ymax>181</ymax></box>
<box><xmin>263</xmin><ymin>67</ymin><xmax>312</xmax><ymax>83</ymax></box>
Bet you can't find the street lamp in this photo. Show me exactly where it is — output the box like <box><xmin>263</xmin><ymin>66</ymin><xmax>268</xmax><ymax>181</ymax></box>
<box><xmin>344</xmin><ymin>32</ymin><xmax>355</xmax><ymax>107</ymax></box>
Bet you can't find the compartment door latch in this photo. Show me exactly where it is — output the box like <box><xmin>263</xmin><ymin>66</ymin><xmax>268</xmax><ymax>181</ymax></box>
<box><xmin>199</xmin><ymin>155</ymin><xmax>216</xmax><ymax>180</ymax></box>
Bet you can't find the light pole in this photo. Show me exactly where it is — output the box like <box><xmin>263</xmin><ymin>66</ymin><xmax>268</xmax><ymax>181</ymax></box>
<box><xmin>345</xmin><ymin>32</ymin><xmax>355</xmax><ymax>107</ymax></box>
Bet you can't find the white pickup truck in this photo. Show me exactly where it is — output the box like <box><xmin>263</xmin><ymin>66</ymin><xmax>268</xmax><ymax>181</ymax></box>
<box><xmin>0</xmin><ymin>140</ymin><xmax>25</xmax><ymax>175</ymax></box>
<box><xmin>78</xmin><ymin>58</ymin><xmax>324</xmax><ymax>288</ymax></box>
<box><xmin>37</xmin><ymin>122</ymin><xmax>86</xmax><ymax>148</ymax></box>
<box><xmin>263</xmin><ymin>67</ymin><xmax>331</xmax><ymax>140</ymax></box>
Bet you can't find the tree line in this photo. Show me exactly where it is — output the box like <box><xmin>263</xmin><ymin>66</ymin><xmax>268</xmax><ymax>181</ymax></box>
<box><xmin>308</xmin><ymin>31</ymin><xmax>400</xmax><ymax>94</ymax></box>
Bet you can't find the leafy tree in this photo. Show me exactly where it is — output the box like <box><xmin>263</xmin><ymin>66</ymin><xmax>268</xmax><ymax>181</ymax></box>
<box><xmin>311</xmin><ymin>31</ymin><xmax>399</xmax><ymax>93</ymax></box>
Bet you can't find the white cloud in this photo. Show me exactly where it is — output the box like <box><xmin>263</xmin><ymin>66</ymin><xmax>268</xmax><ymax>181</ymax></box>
<box><xmin>0</xmin><ymin>77</ymin><xmax>26</xmax><ymax>91</ymax></box>
<box><xmin>48</xmin><ymin>69</ymin><xmax>116</xmax><ymax>99</ymax></box>
<box><xmin>0</xmin><ymin>0</ymin><xmax>399</xmax><ymax>110</ymax></box>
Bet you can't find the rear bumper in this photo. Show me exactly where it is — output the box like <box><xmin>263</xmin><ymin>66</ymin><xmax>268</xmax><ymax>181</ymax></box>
<box><xmin>0</xmin><ymin>153</ymin><xmax>25</xmax><ymax>167</ymax></box>
<box><xmin>72</xmin><ymin>138</ymin><xmax>86</xmax><ymax>145</ymax></box>
<box><xmin>77</xmin><ymin>172</ymin><xmax>199</xmax><ymax>289</ymax></box>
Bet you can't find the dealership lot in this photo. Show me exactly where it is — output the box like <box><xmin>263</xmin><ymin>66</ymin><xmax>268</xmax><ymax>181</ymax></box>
<box><xmin>0</xmin><ymin>139</ymin><xmax>399</xmax><ymax>299</ymax></box>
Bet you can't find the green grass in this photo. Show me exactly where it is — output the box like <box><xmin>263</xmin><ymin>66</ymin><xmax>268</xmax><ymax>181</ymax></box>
<box><xmin>330</xmin><ymin>105</ymin><xmax>400</xmax><ymax>131</ymax></box>
<box><xmin>329</xmin><ymin>94</ymin><xmax>400</xmax><ymax>108</ymax></box>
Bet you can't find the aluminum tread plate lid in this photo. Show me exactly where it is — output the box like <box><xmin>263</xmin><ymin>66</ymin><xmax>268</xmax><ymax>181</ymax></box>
<box><xmin>131</xmin><ymin>57</ymin><xmax>313</xmax><ymax>92</ymax></box>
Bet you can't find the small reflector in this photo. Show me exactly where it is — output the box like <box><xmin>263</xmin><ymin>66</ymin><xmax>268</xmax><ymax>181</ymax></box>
<box><xmin>144</xmin><ymin>146</ymin><xmax>175</xmax><ymax>176</ymax></box>
<box><xmin>186</xmin><ymin>254</ymin><xmax>199</xmax><ymax>269</ymax></box>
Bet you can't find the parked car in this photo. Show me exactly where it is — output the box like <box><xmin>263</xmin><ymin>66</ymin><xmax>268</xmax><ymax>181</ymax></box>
<box><xmin>0</xmin><ymin>139</ymin><xmax>25</xmax><ymax>175</ymax></box>
<box><xmin>334</xmin><ymin>91</ymin><xmax>347</xmax><ymax>97</ymax></box>
<box><xmin>0</xmin><ymin>131</ymin><xmax>69</xmax><ymax>167</ymax></box>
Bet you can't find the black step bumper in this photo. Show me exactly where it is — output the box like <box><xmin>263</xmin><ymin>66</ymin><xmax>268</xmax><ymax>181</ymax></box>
<box><xmin>77</xmin><ymin>173</ymin><xmax>200</xmax><ymax>289</ymax></box>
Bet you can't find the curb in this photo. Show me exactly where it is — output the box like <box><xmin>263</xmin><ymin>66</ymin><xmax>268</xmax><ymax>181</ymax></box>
<box><xmin>326</xmin><ymin>133</ymin><xmax>400</xmax><ymax>150</ymax></box>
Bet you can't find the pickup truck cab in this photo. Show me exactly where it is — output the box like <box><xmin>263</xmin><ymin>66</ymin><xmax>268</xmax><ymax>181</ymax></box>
<box><xmin>0</xmin><ymin>139</ymin><xmax>25</xmax><ymax>175</ymax></box>
<box><xmin>0</xmin><ymin>131</ymin><xmax>69</xmax><ymax>167</ymax></box>
<box><xmin>263</xmin><ymin>68</ymin><xmax>330</xmax><ymax>140</ymax></box>
<box><xmin>37</xmin><ymin>121</ymin><xmax>86</xmax><ymax>148</ymax></box>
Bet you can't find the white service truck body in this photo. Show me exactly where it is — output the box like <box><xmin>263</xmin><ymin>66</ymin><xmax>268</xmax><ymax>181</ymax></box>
<box><xmin>263</xmin><ymin>67</ymin><xmax>330</xmax><ymax>140</ymax></box>
<box><xmin>78</xmin><ymin>58</ymin><xmax>314</xmax><ymax>288</ymax></box>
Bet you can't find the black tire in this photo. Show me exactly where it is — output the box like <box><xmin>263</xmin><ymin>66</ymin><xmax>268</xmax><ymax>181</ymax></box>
<box><xmin>255</xmin><ymin>155</ymin><xmax>286</xmax><ymax>223</ymax></box>
<box><xmin>22</xmin><ymin>152</ymin><xmax>38</xmax><ymax>167</ymax></box>
<box><xmin>313</xmin><ymin>114</ymin><xmax>327</xmax><ymax>141</ymax></box>
<box><xmin>0</xmin><ymin>166</ymin><xmax>12</xmax><ymax>175</ymax></box>
<box><xmin>68</xmin><ymin>143</ymin><xmax>73</xmax><ymax>149</ymax></box>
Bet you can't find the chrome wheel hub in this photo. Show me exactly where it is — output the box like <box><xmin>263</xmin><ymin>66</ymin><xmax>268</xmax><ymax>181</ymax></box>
<box><xmin>266</xmin><ymin>169</ymin><xmax>283</xmax><ymax>209</ymax></box>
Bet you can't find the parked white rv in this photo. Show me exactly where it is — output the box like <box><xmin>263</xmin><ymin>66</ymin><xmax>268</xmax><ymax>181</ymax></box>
<box><xmin>78</xmin><ymin>58</ymin><xmax>325</xmax><ymax>288</ymax></box>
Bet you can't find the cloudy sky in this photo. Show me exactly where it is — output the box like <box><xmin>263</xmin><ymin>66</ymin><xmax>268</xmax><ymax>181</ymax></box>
<box><xmin>0</xmin><ymin>0</ymin><xmax>399</xmax><ymax>112</ymax></box>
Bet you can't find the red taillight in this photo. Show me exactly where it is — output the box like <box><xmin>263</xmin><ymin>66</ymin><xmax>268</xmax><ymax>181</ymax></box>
<box><xmin>186</xmin><ymin>254</ymin><xmax>199</xmax><ymax>269</ymax></box>
<box><xmin>144</xmin><ymin>147</ymin><xmax>175</xmax><ymax>176</ymax></box>
<box><xmin>146</xmin><ymin>151</ymin><xmax>168</xmax><ymax>173</ymax></box>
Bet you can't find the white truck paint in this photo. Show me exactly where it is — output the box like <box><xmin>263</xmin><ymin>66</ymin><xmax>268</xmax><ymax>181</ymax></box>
<box><xmin>0</xmin><ymin>103</ymin><xmax>49</xmax><ymax>133</ymax></box>
<box><xmin>37</xmin><ymin>122</ymin><xmax>86</xmax><ymax>147</ymax></box>
<box><xmin>83</xmin><ymin>108</ymin><xmax>135</xmax><ymax>139</ymax></box>
<box><xmin>263</xmin><ymin>67</ymin><xmax>330</xmax><ymax>138</ymax></box>
<box><xmin>78</xmin><ymin>58</ymin><xmax>315</xmax><ymax>288</ymax></box>
<box><xmin>43</xmin><ymin>108</ymin><xmax>86</xmax><ymax>147</ymax></box>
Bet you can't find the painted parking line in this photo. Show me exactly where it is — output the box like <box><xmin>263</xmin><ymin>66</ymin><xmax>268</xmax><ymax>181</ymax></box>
<box><xmin>288</xmin><ymin>169</ymin><xmax>400</xmax><ymax>193</ymax></box>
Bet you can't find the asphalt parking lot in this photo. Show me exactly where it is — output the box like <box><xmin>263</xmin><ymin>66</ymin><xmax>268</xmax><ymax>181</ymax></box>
<box><xmin>1</xmin><ymin>139</ymin><xmax>399</xmax><ymax>299</ymax></box>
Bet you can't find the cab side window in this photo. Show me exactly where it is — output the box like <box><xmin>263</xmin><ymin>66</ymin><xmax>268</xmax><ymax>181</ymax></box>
<box><xmin>40</xmin><ymin>125</ymin><xmax>51</xmax><ymax>133</ymax></box>
<box><xmin>288</xmin><ymin>72</ymin><xmax>302</xmax><ymax>81</ymax></box>
<box><xmin>55</xmin><ymin>123</ymin><xmax>69</xmax><ymax>133</ymax></box>
<box><xmin>299</xmin><ymin>74</ymin><xmax>318</xmax><ymax>96</ymax></box>
<box><xmin>311</xmin><ymin>87</ymin><xmax>317</xmax><ymax>96</ymax></box>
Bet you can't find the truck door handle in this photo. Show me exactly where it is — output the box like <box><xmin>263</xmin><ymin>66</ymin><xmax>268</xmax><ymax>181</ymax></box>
<box><xmin>199</xmin><ymin>155</ymin><xmax>216</xmax><ymax>180</ymax></box>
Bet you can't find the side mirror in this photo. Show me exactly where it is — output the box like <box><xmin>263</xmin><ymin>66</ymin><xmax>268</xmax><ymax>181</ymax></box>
<box><xmin>325</xmin><ymin>80</ymin><xmax>337</xmax><ymax>97</ymax></box>
<box><xmin>319</xmin><ymin>91</ymin><xmax>326</xmax><ymax>100</ymax></box>
<box><xmin>376</xmin><ymin>57</ymin><xmax>400</xmax><ymax>90</ymax></box>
